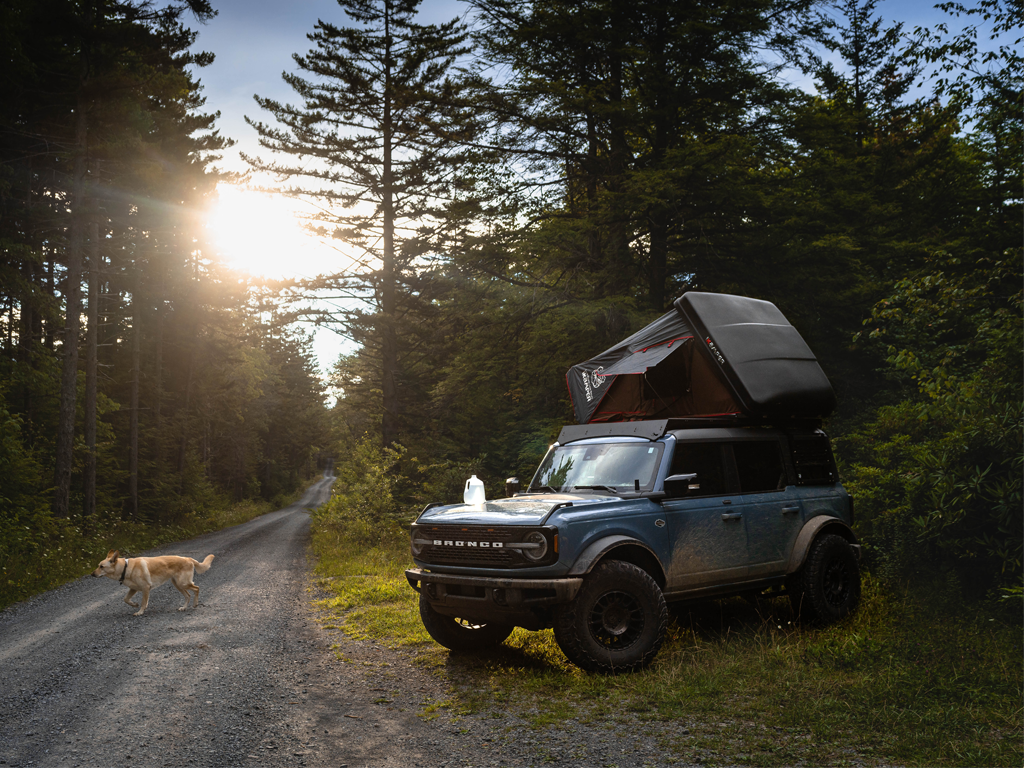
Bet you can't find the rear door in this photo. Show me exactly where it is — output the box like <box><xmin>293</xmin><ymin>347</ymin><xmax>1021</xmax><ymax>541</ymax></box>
<box><xmin>729</xmin><ymin>438</ymin><xmax>803</xmax><ymax>579</ymax></box>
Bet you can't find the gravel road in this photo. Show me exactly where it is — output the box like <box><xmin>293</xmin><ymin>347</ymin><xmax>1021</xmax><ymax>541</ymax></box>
<box><xmin>0</xmin><ymin>475</ymin><xmax>700</xmax><ymax>768</ymax></box>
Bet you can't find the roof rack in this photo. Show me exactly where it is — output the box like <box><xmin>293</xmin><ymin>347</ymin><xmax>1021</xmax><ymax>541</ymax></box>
<box><xmin>557</xmin><ymin>416</ymin><xmax>823</xmax><ymax>444</ymax></box>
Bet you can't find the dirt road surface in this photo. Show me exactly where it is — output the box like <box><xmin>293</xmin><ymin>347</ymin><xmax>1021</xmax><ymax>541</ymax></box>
<box><xmin>0</xmin><ymin>475</ymin><xmax>690</xmax><ymax>768</ymax></box>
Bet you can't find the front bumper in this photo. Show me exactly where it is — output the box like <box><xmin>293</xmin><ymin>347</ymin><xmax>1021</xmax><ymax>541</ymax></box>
<box><xmin>406</xmin><ymin>568</ymin><xmax>583</xmax><ymax>627</ymax></box>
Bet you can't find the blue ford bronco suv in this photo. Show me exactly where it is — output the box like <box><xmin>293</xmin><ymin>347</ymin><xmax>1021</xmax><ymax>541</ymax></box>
<box><xmin>406</xmin><ymin>417</ymin><xmax>861</xmax><ymax>673</ymax></box>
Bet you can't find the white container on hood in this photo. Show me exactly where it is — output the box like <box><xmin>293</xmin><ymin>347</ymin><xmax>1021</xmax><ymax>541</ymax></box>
<box><xmin>463</xmin><ymin>475</ymin><xmax>486</xmax><ymax>505</ymax></box>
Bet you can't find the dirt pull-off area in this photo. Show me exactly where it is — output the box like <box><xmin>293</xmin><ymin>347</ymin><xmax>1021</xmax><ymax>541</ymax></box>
<box><xmin>1</xmin><ymin>476</ymin><xmax>699</xmax><ymax>768</ymax></box>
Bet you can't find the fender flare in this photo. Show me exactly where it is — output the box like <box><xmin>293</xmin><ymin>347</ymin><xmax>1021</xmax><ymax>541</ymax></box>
<box><xmin>567</xmin><ymin>534</ymin><xmax>667</xmax><ymax>585</ymax></box>
<box><xmin>787</xmin><ymin>516</ymin><xmax>859</xmax><ymax>574</ymax></box>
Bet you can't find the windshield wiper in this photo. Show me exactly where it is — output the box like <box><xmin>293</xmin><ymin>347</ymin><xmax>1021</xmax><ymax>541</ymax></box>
<box><xmin>529</xmin><ymin>485</ymin><xmax>561</xmax><ymax>494</ymax></box>
<box><xmin>572</xmin><ymin>484</ymin><xmax>620</xmax><ymax>493</ymax></box>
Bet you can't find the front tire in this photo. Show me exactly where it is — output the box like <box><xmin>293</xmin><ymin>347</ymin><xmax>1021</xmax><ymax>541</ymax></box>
<box><xmin>790</xmin><ymin>533</ymin><xmax>860</xmax><ymax>624</ymax></box>
<box><xmin>418</xmin><ymin>592</ymin><xmax>513</xmax><ymax>651</ymax></box>
<box><xmin>553</xmin><ymin>560</ymin><xmax>667</xmax><ymax>673</ymax></box>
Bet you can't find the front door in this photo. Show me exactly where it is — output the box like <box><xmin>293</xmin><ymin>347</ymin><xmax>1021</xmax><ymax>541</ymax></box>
<box><xmin>662</xmin><ymin>442</ymin><xmax>749</xmax><ymax>590</ymax></box>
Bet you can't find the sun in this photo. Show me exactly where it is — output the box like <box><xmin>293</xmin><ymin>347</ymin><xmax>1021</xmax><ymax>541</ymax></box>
<box><xmin>205</xmin><ymin>185</ymin><xmax>336</xmax><ymax>279</ymax></box>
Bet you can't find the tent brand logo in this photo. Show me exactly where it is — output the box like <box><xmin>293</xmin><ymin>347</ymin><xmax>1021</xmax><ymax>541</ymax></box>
<box><xmin>581</xmin><ymin>366</ymin><xmax>605</xmax><ymax>402</ymax></box>
<box><xmin>705</xmin><ymin>337</ymin><xmax>725</xmax><ymax>365</ymax></box>
<box><xmin>432</xmin><ymin>539</ymin><xmax>503</xmax><ymax>548</ymax></box>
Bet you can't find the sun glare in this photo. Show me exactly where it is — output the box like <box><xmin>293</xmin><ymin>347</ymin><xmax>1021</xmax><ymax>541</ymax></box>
<box><xmin>206</xmin><ymin>185</ymin><xmax>336</xmax><ymax>279</ymax></box>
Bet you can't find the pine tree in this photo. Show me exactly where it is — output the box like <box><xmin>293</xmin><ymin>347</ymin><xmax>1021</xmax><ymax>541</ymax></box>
<box><xmin>246</xmin><ymin>0</ymin><xmax>478</xmax><ymax>448</ymax></box>
<box><xmin>467</xmin><ymin>0</ymin><xmax>819</xmax><ymax>310</ymax></box>
<box><xmin>758</xmin><ymin>0</ymin><xmax>971</xmax><ymax>417</ymax></box>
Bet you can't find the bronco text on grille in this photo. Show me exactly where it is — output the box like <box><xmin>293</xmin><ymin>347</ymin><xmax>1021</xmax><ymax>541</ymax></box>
<box><xmin>412</xmin><ymin>525</ymin><xmax>514</xmax><ymax>567</ymax></box>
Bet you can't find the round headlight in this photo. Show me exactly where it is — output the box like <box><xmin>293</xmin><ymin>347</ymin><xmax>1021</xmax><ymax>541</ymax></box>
<box><xmin>521</xmin><ymin>530</ymin><xmax>548</xmax><ymax>561</ymax></box>
<box><xmin>411</xmin><ymin>533</ymin><xmax>426</xmax><ymax>557</ymax></box>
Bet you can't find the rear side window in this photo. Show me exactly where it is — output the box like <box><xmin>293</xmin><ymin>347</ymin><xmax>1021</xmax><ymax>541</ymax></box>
<box><xmin>732</xmin><ymin>440</ymin><xmax>786</xmax><ymax>493</ymax></box>
<box><xmin>790</xmin><ymin>434</ymin><xmax>837</xmax><ymax>485</ymax></box>
<box><xmin>669</xmin><ymin>443</ymin><xmax>728</xmax><ymax>496</ymax></box>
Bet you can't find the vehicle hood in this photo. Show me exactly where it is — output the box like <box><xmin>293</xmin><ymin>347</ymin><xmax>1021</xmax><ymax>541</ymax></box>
<box><xmin>416</xmin><ymin>493</ymin><xmax>614</xmax><ymax>526</ymax></box>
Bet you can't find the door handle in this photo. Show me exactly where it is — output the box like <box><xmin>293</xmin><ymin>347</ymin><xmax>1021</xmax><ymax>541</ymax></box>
<box><xmin>721</xmin><ymin>512</ymin><xmax>742</xmax><ymax>521</ymax></box>
<box><xmin>782</xmin><ymin>506</ymin><xmax>800</xmax><ymax>515</ymax></box>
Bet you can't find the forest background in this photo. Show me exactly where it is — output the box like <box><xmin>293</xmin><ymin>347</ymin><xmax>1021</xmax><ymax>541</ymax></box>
<box><xmin>0</xmin><ymin>0</ymin><xmax>1020</xmax><ymax>626</ymax></box>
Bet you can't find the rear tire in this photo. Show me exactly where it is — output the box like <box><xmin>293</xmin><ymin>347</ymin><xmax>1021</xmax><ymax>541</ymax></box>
<box><xmin>790</xmin><ymin>534</ymin><xmax>860</xmax><ymax>624</ymax></box>
<box><xmin>553</xmin><ymin>560</ymin><xmax>667</xmax><ymax>673</ymax></box>
<box><xmin>418</xmin><ymin>592</ymin><xmax>513</xmax><ymax>651</ymax></box>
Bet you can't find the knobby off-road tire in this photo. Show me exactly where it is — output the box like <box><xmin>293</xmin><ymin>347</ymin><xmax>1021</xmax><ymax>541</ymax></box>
<box><xmin>418</xmin><ymin>591</ymin><xmax>513</xmax><ymax>651</ymax></box>
<box><xmin>790</xmin><ymin>533</ymin><xmax>861</xmax><ymax>624</ymax></box>
<box><xmin>553</xmin><ymin>560</ymin><xmax>668</xmax><ymax>674</ymax></box>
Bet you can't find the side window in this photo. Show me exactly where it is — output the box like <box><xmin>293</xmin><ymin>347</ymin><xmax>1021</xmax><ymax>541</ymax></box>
<box><xmin>669</xmin><ymin>443</ymin><xmax>728</xmax><ymax>496</ymax></box>
<box><xmin>732</xmin><ymin>440</ymin><xmax>786</xmax><ymax>493</ymax></box>
<box><xmin>790</xmin><ymin>434</ymin><xmax>837</xmax><ymax>484</ymax></box>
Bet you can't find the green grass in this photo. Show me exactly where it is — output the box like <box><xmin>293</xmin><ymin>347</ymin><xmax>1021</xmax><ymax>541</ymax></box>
<box><xmin>309</xmin><ymin>517</ymin><xmax>1023</xmax><ymax>767</ymax></box>
<box><xmin>0</xmin><ymin>481</ymin><xmax>318</xmax><ymax>612</ymax></box>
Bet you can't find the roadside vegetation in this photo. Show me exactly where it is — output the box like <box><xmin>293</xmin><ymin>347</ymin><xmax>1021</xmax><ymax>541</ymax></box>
<box><xmin>311</xmin><ymin>503</ymin><xmax>1021</xmax><ymax>768</ymax></box>
<box><xmin>0</xmin><ymin>480</ymin><xmax>316</xmax><ymax>612</ymax></box>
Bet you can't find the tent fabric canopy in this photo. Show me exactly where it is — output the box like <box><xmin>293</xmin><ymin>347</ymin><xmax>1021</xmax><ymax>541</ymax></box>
<box><xmin>566</xmin><ymin>308</ymin><xmax>741</xmax><ymax>424</ymax></box>
<box><xmin>597</xmin><ymin>335</ymin><xmax>691</xmax><ymax>377</ymax></box>
<box><xmin>566</xmin><ymin>292</ymin><xmax>836</xmax><ymax>424</ymax></box>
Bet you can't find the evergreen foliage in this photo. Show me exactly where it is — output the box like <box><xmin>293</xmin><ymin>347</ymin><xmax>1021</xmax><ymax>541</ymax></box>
<box><xmin>0</xmin><ymin>0</ymin><xmax>330</xmax><ymax>604</ymax></box>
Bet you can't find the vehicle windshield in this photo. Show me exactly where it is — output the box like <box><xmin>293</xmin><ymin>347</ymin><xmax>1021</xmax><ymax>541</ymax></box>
<box><xmin>529</xmin><ymin>441</ymin><xmax>664</xmax><ymax>493</ymax></box>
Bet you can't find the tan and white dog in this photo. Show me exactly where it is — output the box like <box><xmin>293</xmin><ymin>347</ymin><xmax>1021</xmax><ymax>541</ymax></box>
<box><xmin>92</xmin><ymin>549</ymin><xmax>215</xmax><ymax>616</ymax></box>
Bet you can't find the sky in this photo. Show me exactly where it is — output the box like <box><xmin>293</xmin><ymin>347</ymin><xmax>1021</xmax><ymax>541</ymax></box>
<box><xmin>190</xmin><ymin>0</ymin><xmax>992</xmax><ymax>375</ymax></box>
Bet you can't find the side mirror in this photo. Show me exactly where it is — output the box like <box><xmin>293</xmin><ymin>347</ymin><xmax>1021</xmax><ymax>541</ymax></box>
<box><xmin>505</xmin><ymin>477</ymin><xmax>521</xmax><ymax>497</ymax></box>
<box><xmin>663</xmin><ymin>473</ymin><xmax>698</xmax><ymax>497</ymax></box>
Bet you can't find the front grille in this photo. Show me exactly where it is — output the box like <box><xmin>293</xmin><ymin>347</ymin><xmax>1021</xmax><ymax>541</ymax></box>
<box><xmin>413</xmin><ymin>524</ymin><xmax>522</xmax><ymax>568</ymax></box>
<box><xmin>422</xmin><ymin>547</ymin><xmax>512</xmax><ymax>567</ymax></box>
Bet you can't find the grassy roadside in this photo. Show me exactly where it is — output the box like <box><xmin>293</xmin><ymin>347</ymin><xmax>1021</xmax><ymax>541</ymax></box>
<box><xmin>310</xmin><ymin>517</ymin><xmax>1023</xmax><ymax>767</ymax></box>
<box><xmin>0</xmin><ymin>477</ymin><xmax>321</xmax><ymax>612</ymax></box>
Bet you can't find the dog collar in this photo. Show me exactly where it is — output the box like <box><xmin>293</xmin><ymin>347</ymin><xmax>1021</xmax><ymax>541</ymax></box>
<box><xmin>119</xmin><ymin>559</ymin><xmax>129</xmax><ymax>584</ymax></box>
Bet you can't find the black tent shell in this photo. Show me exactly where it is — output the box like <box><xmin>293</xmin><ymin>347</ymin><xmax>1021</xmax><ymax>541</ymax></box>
<box><xmin>566</xmin><ymin>292</ymin><xmax>836</xmax><ymax>424</ymax></box>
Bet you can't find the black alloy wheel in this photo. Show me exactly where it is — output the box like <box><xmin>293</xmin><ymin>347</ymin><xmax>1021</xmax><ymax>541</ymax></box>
<box><xmin>823</xmin><ymin>554</ymin><xmax>852</xmax><ymax>608</ymax></box>
<box><xmin>791</xmin><ymin>533</ymin><xmax>861</xmax><ymax>624</ymax></box>
<box><xmin>587</xmin><ymin>590</ymin><xmax>646</xmax><ymax>649</ymax></box>
<box><xmin>554</xmin><ymin>560</ymin><xmax>667</xmax><ymax>674</ymax></box>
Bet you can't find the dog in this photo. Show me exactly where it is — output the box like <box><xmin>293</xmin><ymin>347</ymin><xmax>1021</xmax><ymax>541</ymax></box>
<box><xmin>92</xmin><ymin>549</ymin><xmax>215</xmax><ymax>616</ymax></box>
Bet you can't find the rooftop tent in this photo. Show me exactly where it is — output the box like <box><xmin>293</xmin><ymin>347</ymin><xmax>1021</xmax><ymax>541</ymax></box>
<box><xmin>566</xmin><ymin>292</ymin><xmax>836</xmax><ymax>424</ymax></box>
<box><xmin>565</xmin><ymin>306</ymin><xmax>742</xmax><ymax>424</ymax></box>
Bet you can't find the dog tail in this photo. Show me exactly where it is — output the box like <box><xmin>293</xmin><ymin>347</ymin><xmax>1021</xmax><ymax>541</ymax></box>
<box><xmin>193</xmin><ymin>554</ymin><xmax>215</xmax><ymax>574</ymax></box>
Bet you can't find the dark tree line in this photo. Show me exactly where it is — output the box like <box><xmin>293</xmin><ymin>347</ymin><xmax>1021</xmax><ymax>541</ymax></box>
<box><xmin>252</xmin><ymin>0</ymin><xmax>1020</xmax><ymax>595</ymax></box>
<box><xmin>0</xmin><ymin>0</ymin><xmax>329</xmax><ymax>580</ymax></box>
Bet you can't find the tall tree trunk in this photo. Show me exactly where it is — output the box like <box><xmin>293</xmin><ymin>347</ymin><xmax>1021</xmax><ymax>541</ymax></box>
<box><xmin>380</xmin><ymin>2</ymin><xmax>399</xmax><ymax>449</ymax></box>
<box><xmin>129</xmin><ymin>263</ymin><xmax>140</xmax><ymax>518</ymax></box>
<box><xmin>21</xmin><ymin>253</ymin><xmax>38</xmax><ymax>422</ymax></box>
<box><xmin>44</xmin><ymin>253</ymin><xmax>55</xmax><ymax>351</ymax></box>
<box><xmin>583</xmin><ymin>108</ymin><xmax>605</xmax><ymax>281</ymax></box>
<box><xmin>178</xmin><ymin>345</ymin><xmax>195</xmax><ymax>482</ymax></box>
<box><xmin>53</xmin><ymin>88</ymin><xmax>89</xmax><ymax>518</ymax></box>
<box><xmin>153</xmin><ymin>297</ymin><xmax>164</xmax><ymax>477</ymax></box>
<box><xmin>647</xmin><ymin>210</ymin><xmax>669</xmax><ymax>311</ymax></box>
<box><xmin>645</xmin><ymin>4</ymin><xmax>671</xmax><ymax>312</ymax></box>
<box><xmin>84</xmin><ymin>198</ymin><xmax>100</xmax><ymax>525</ymax></box>
<box><xmin>6</xmin><ymin>296</ymin><xmax>13</xmax><ymax>353</ymax></box>
<box><xmin>604</xmin><ymin>17</ymin><xmax>632</xmax><ymax>299</ymax></box>
<box><xmin>19</xmin><ymin>162</ymin><xmax>35</xmax><ymax>368</ymax></box>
